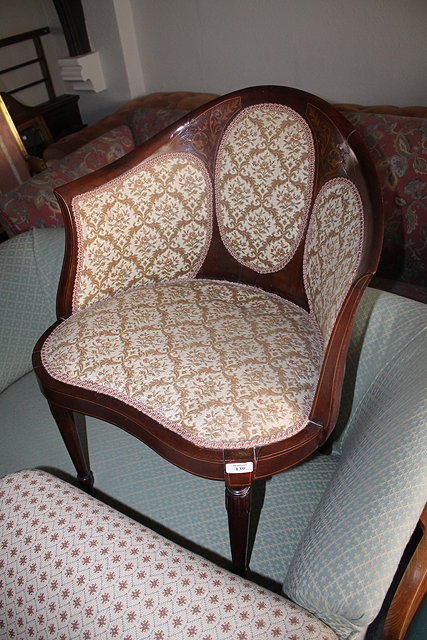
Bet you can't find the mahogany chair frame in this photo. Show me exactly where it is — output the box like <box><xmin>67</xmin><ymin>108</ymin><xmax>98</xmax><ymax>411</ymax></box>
<box><xmin>384</xmin><ymin>504</ymin><xmax>427</xmax><ymax>640</ymax></box>
<box><xmin>33</xmin><ymin>86</ymin><xmax>383</xmax><ymax>576</ymax></box>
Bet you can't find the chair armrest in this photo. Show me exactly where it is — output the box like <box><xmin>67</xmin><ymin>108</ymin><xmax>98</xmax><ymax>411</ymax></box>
<box><xmin>384</xmin><ymin>504</ymin><xmax>427</xmax><ymax>640</ymax></box>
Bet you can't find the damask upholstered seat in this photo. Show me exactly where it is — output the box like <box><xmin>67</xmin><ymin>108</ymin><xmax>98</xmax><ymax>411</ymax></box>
<box><xmin>33</xmin><ymin>86</ymin><xmax>383</xmax><ymax>574</ymax></box>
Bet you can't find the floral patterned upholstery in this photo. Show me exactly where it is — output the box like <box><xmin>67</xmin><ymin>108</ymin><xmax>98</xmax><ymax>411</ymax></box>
<box><xmin>304</xmin><ymin>178</ymin><xmax>364</xmax><ymax>346</ymax></box>
<box><xmin>70</xmin><ymin>153</ymin><xmax>213</xmax><ymax>311</ymax></box>
<box><xmin>0</xmin><ymin>469</ymin><xmax>338</xmax><ymax>640</ymax></box>
<box><xmin>42</xmin><ymin>280</ymin><xmax>322</xmax><ymax>449</ymax></box>
<box><xmin>343</xmin><ymin>111</ymin><xmax>427</xmax><ymax>297</ymax></box>
<box><xmin>216</xmin><ymin>105</ymin><xmax>314</xmax><ymax>272</ymax></box>
<box><xmin>0</xmin><ymin>126</ymin><xmax>135</xmax><ymax>236</ymax></box>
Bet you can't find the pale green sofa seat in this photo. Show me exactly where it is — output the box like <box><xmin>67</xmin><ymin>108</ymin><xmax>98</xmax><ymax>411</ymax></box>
<box><xmin>0</xmin><ymin>228</ymin><xmax>426</xmax><ymax>639</ymax></box>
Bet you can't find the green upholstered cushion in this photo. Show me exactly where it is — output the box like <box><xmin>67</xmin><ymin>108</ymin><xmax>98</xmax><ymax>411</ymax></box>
<box><xmin>0</xmin><ymin>227</ymin><xmax>64</xmax><ymax>392</ymax></box>
<box><xmin>283</xmin><ymin>292</ymin><xmax>427</xmax><ymax>639</ymax></box>
<box><xmin>333</xmin><ymin>287</ymin><xmax>427</xmax><ymax>450</ymax></box>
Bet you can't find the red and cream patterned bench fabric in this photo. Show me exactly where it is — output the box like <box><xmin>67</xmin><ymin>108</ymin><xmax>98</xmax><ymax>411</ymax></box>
<box><xmin>0</xmin><ymin>469</ymin><xmax>337</xmax><ymax>640</ymax></box>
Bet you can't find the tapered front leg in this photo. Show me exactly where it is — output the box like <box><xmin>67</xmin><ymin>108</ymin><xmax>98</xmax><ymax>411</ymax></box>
<box><xmin>225</xmin><ymin>484</ymin><xmax>252</xmax><ymax>576</ymax></box>
<box><xmin>48</xmin><ymin>402</ymin><xmax>94</xmax><ymax>492</ymax></box>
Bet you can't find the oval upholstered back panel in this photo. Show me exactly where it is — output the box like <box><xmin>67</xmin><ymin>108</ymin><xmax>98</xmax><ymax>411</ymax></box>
<box><xmin>304</xmin><ymin>178</ymin><xmax>364</xmax><ymax>348</ymax></box>
<box><xmin>68</xmin><ymin>97</ymin><xmax>366</xmax><ymax>333</ymax></box>
<box><xmin>215</xmin><ymin>102</ymin><xmax>365</xmax><ymax>350</ymax></box>
<box><xmin>70</xmin><ymin>153</ymin><xmax>213</xmax><ymax>312</ymax></box>
<box><xmin>215</xmin><ymin>104</ymin><xmax>315</xmax><ymax>273</ymax></box>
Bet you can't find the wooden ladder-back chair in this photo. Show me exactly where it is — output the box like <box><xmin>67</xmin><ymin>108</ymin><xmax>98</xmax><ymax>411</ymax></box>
<box><xmin>33</xmin><ymin>86</ymin><xmax>383</xmax><ymax>575</ymax></box>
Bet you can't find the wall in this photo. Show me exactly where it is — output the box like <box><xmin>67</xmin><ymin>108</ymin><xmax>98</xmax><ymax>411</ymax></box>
<box><xmin>75</xmin><ymin>0</ymin><xmax>138</xmax><ymax>124</ymax></box>
<box><xmin>132</xmin><ymin>0</ymin><xmax>427</xmax><ymax>106</ymax></box>
<box><xmin>0</xmin><ymin>0</ymin><xmax>143</xmax><ymax>125</ymax></box>
<box><xmin>0</xmin><ymin>0</ymin><xmax>67</xmax><ymax>105</ymax></box>
<box><xmin>1</xmin><ymin>0</ymin><xmax>425</xmax><ymax>129</ymax></box>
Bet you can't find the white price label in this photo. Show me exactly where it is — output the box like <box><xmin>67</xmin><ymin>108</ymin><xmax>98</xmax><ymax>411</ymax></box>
<box><xmin>225</xmin><ymin>462</ymin><xmax>254</xmax><ymax>474</ymax></box>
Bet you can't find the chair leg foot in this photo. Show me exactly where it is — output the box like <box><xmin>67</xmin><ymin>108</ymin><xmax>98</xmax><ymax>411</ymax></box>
<box><xmin>225</xmin><ymin>485</ymin><xmax>252</xmax><ymax>576</ymax></box>
<box><xmin>48</xmin><ymin>402</ymin><xmax>94</xmax><ymax>492</ymax></box>
<box><xmin>77</xmin><ymin>470</ymin><xmax>95</xmax><ymax>493</ymax></box>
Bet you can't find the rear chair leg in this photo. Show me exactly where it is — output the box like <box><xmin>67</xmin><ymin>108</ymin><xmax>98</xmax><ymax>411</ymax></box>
<box><xmin>48</xmin><ymin>402</ymin><xmax>94</xmax><ymax>492</ymax></box>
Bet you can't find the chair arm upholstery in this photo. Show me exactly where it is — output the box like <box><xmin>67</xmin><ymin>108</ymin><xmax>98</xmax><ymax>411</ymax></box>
<box><xmin>56</xmin><ymin>152</ymin><xmax>213</xmax><ymax>313</ymax></box>
<box><xmin>283</xmin><ymin>318</ymin><xmax>427</xmax><ymax>639</ymax></box>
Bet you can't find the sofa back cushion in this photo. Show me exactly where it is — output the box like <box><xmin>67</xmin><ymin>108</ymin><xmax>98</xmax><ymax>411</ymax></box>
<box><xmin>333</xmin><ymin>288</ymin><xmax>427</xmax><ymax>449</ymax></box>
<box><xmin>127</xmin><ymin>107</ymin><xmax>188</xmax><ymax>146</ymax></box>
<box><xmin>0</xmin><ymin>125</ymin><xmax>135</xmax><ymax>236</ymax></box>
<box><xmin>343</xmin><ymin>111</ymin><xmax>427</xmax><ymax>291</ymax></box>
<box><xmin>0</xmin><ymin>227</ymin><xmax>65</xmax><ymax>392</ymax></box>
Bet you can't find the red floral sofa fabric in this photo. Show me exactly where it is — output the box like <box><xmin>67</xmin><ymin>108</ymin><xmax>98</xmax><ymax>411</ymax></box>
<box><xmin>127</xmin><ymin>107</ymin><xmax>187</xmax><ymax>146</ymax></box>
<box><xmin>0</xmin><ymin>125</ymin><xmax>135</xmax><ymax>236</ymax></box>
<box><xmin>343</xmin><ymin>111</ymin><xmax>427</xmax><ymax>301</ymax></box>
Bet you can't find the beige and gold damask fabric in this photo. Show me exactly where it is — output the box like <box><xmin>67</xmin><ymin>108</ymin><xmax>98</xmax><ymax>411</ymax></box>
<box><xmin>71</xmin><ymin>154</ymin><xmax>213</xmax><ymax>312</ymax></box>
<box><xmin>42</xmin><ymin>281</ymin><xmax>322</xmax><ymax>449</ymax></box>
<box><xmin>216</xmin><ymin>105</ymin><xmax>315</xmax><ymax>273</ymax></box>
<box><xmin>46</xmin><ymin>105</ymin><xmax>365</xmax><ymax>450</ymax></box>
<box><xmin>304</xmin><ymin>178</ymin><xmax>364</xmax><ymax>347</ymax></box>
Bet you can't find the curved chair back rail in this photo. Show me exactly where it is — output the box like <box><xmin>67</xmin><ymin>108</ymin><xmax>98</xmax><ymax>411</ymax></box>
<box><xmin>32</xmin><ymin>86</ymin><xmax>383</xmax><ymax>573</ymax></box>
<box><xmin>54</xmin><ymin>86</ymin><xmax>382</xmax><ymax>313</ymax></box>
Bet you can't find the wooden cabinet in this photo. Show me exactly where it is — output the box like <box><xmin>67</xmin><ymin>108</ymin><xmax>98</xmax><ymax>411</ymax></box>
<box><xmin>0</xmin><ymin>28</ymin><xmax>84</xmax><ymax>158</ymax></box>
<box><xmin>1</xmin><ymin>92</ymin><xmax>84</xmax><ymax>157</ymax></box>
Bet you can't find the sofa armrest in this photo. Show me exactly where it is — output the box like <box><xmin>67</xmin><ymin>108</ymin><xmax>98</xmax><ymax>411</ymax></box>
<box><xmin>334</xmin><ymin>288</ymin><xmax>427</xmax><ymax>447</ymax></box>
<box><xmin>283</xmin><ymin>305</ymin><xmax>427</xmax><ymax>639</ymax></box>
<box><xmin>0</xmin><ymin>228</ymin><xmax>64</xmax><ymax>392</ymax></box>
<box><xmin>0</xmin><ymin>125</ymin><xmax>134</xmax><ymax>236</ymax></box>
